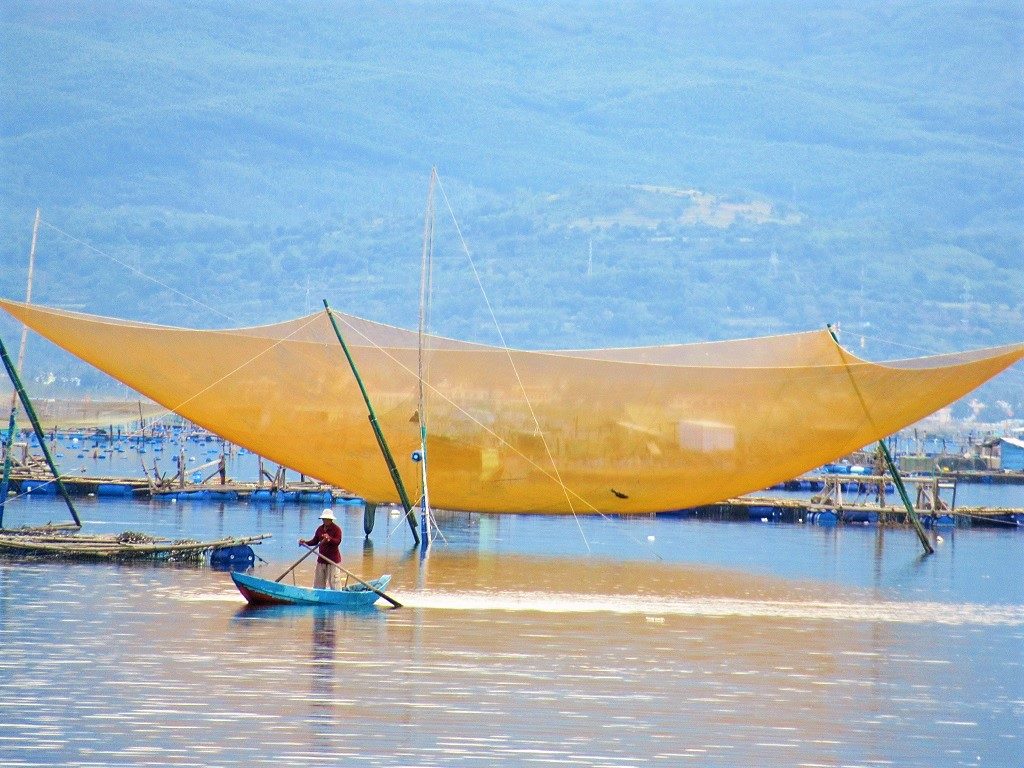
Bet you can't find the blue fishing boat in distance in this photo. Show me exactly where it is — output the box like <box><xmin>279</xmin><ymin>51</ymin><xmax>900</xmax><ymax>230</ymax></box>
<box><xmin>231</xmin><ymin>571</ymin><xmax>392</xmax><ymax>609</ymax></box>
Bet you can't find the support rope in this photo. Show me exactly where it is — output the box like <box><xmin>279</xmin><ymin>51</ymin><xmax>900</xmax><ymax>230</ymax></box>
<box><xmin>40</xmin><ymin>220</ymin><xmax>237</xmax><ymax>323</ymax></box>
<box><xmin>434</xmin><ymin>175</ymin><xmax>590</xmax><ymax>553</ymax></box>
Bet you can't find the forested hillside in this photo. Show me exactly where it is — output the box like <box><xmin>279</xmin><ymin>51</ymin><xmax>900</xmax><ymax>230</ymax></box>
<box><xmin>1</xmin><ymin>1</ymin><xmax>1021</xmax><ymax>415</ymax></box>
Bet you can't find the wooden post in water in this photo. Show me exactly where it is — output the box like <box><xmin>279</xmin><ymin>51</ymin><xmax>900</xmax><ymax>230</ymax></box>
<box><xmin>323</xmin><ymin>300</ymin><xmax>420</xmax><ymax>545</ymax></box>
<box><xmin>0</xmin><ymin>407</ymin><xmax>16</xmax><ymax>526</ymax></box>
<box><xmin>0</xmin><ymin>334</ymin><xmax>81</xmax><ymax>527</ymax></box>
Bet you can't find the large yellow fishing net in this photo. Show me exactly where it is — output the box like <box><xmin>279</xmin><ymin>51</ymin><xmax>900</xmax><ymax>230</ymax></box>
<box><xmin>2</xmin><ymin>299</ymin><xmax>1022</xmax><ymax>514</ymax></box>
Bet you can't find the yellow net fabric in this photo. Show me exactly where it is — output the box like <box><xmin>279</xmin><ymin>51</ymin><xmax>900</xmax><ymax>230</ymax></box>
<box><xmin>2</xmin><ymin>299</ymin><xmax>1022</xmax><ymax>514</ymax></box>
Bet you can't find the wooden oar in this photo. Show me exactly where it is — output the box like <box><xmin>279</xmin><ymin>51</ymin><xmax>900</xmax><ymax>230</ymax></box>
<box><xmin>274</xmin><ymin>547</ymin><xmax>317</xmax><ymax>583</ymax></box>
<box><xmin>300</xmin><ymin>544</ymin><xmax>402</xmax><ymax>609</ymax></box>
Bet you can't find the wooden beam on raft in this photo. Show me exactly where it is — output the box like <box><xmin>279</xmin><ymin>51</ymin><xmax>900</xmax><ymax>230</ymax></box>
<box><xmin>323</xmin><ymin>300</ymin><xmax>420</xmax><ymax>545</ymax></box>
<box><xmin>0</xmin><ymin>334</ymin><xmax>81</xmax><ymax>528</ymax></box>
<box><xmin>0</xmin><ymin>531</ymin><xmax>271</xmax><ymax>559</ymax></box>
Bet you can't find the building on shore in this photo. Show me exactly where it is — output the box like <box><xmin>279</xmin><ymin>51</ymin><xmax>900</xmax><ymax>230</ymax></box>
<box><xmin>973</xmin><ymin>436</ymin><xmax>1024</xmax><ymax>471</ymax></box>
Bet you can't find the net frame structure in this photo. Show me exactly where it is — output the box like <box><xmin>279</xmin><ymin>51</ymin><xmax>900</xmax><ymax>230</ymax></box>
<box><xmin>2</xmin><ymin>299</ymin><xmax>1021</xmax><ymax>514</ymax></box>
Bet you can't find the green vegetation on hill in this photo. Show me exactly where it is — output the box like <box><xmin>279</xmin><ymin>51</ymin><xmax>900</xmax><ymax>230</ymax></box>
<box><xmin>1</xmin><ymin>1</ymin><xmax>1021</xmax><ymax>415</ymax></box>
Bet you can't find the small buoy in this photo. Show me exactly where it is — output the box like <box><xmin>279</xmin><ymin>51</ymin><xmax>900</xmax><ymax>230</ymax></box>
<box><xmin>170</xmin><ymin>498</ymin><xmax>177</xmax><ymax>504</ymax></box>
<box><xmin>936</xmin><ymin>535</ymin><xmax>944</xmax><ymax>543</ymax></box>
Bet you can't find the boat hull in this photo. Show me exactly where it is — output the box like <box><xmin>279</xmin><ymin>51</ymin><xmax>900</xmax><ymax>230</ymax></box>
<box><xmin>231</xmin><ymin>570</ymin><xmax>391</xmax><ymax>608</ymax></box>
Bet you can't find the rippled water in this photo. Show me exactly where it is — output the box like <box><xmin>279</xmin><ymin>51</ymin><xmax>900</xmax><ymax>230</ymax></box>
<box><xmin>1</xmin><ymin>494</ymin><xmax>1021</xmax><ymax>767</ymax></box>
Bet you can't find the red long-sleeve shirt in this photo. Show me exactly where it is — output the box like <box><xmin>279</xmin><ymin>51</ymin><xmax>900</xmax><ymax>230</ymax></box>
<box><xmin>303</xmin><ymin>521</ymin><xmax>342</xmax><ymax>563</ymax></box>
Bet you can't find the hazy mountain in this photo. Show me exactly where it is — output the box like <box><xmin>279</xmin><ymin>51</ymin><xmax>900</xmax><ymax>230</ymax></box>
<box><xmin>1</xmin><ymin>1</ymin><xmax>1021</xmax><ymax>416</ymax></box>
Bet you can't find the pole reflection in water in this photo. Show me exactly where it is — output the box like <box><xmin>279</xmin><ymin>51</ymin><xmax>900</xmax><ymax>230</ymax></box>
<box><xmin>309</xmin><ymin>610</ymin><xmax>336</xmax><ymax>745</ymax></box>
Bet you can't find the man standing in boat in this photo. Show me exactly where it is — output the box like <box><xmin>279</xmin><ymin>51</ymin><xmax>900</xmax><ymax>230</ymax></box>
<box><xmin>299</xmin><ymin>509</ymin><xmax>343</xmax><ymax>589</ymax></box>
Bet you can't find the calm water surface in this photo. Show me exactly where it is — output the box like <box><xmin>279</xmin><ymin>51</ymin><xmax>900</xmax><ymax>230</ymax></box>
<box><xmin>1</xmin><ymin>491</ymin><xmax>1021</xmax><ymax>767</ymax></box>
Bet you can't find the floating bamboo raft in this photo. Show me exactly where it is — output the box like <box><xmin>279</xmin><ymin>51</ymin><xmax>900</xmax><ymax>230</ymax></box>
<box><xmin>0</xmin><ymin>527</ymin><xmax>271</xmax><ymax>562</ymax></box>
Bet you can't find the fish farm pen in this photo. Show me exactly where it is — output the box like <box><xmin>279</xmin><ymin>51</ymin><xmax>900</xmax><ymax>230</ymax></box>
<box><xmin>4</xmin><ymin>468</ymin><xmax>1022</xmax><ymax>531</ymax></box>
<box><xmin>2</xmin><ymin>425</ymin><xmax>1023</xmax><ymax>532</ymax></box>
<box><xmin>683</xmin><ymin>496</ymin><xmax>1024</xmax><ymax>529</ymax></box>
<box><xmin>5</xmin><ymin>473</ymin><xmax>364</xmax><ymax>506</ymax></box>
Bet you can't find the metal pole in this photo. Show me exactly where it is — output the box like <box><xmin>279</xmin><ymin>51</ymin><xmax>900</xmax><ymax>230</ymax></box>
<box><xmin>0</xmin><ymin>335</ymin><xmax>81</xmax><ymax>527</ymax></box>
<box><xmin>323</xmin><ymin>300</ymin><xmax>419</xmax><ymax>544</ymax></box>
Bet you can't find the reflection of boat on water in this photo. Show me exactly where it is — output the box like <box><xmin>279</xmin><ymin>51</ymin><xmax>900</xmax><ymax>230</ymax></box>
<box><xmin>231</xmin><ymin>570</ymin><xmax>392</xmax><ymax>608</ymax></box>
<box><xmin>1</xmin><ymin>299</ymin><xmax>1022</xmax><ymax>514</ymax></box>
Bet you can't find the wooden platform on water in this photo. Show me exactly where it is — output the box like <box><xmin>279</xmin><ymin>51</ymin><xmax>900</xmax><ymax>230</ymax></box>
<box><xmin>0</xmin><ymin>527</ymin><xmax>272</xmax><ymax>561</ymax></box>
<box><xmin>690</xmin><ymin>496</ymin><xmax>1023</xmax><ymax>527</ymax></box>
<box><xmin>4</xmin><ymin>469</ymin><xmax>1020</xmax><ymax>528</ymax></box>
<box><xmin>5</xmin><ymin>472</ymin><xmax>359</xmax><ymax>504</ymax></box>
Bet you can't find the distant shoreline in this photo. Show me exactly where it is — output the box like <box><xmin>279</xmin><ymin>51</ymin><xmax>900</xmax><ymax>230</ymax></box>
<box><xmin>0</xmin><ymin>395</ymin><xmax>167</xmax><ymax>430</ymax></box>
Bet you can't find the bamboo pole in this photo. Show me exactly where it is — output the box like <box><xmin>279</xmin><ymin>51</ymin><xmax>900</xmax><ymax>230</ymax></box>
<box><xmin>0</xmin><ymin>209</ymin><xmax>40</xmax><ymax>527</ymax></box>
<box><xmin>322</xmin><ymin>300</ymin><xmax>419</xmax><ymax>544</ymax></box>
<box><xmin>0</xmin><ymin>335</ymin><xmax>81</xmax><ymax>527</ymax></box>
<box><xmin>0</xmin><ymin>533</ymin><xmax>270</xmax><ymax>557</ymax></box>
<box><xmin>826</xmin><ymin>325</ymin><xmax>933</xmax><ymax>555</ymax></box>
<box><xmin>877</xmin><ymin>439</ymin><xmax>935</xmax><ymax>554</ymax></box>
<box><xmin>15</xmin><ymin>209</ymin><xmax>39</xmax><ymax>373</ymax></box>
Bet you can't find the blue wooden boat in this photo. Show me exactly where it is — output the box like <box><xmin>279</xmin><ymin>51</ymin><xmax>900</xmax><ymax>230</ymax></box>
<box><xmin>231</xmin><ymin>571</ymin><xmax>392</xmax><ymax>608</ymax></box>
